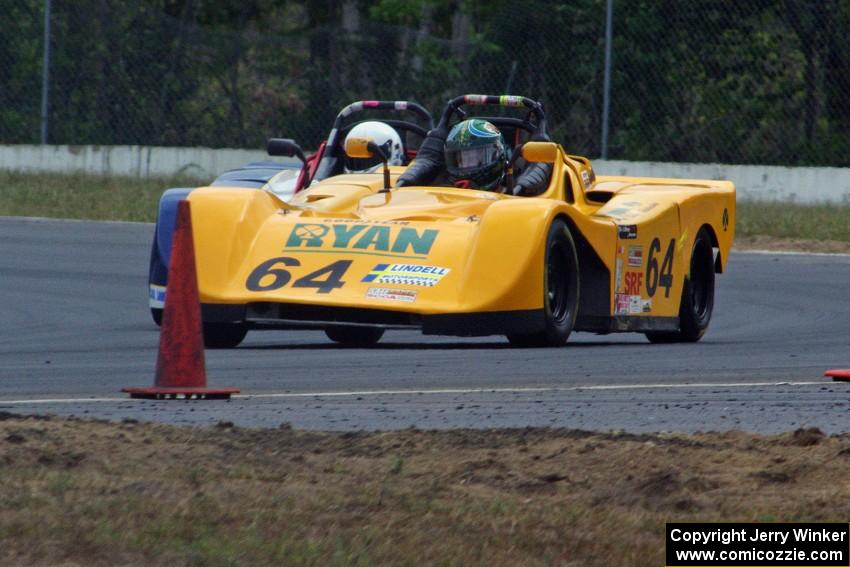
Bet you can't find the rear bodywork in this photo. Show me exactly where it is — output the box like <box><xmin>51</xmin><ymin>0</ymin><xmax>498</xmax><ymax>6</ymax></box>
<box><xmin>184</xmin><ymin>144</ymin><xmax>735</xmax><ymax>337</ymax></box>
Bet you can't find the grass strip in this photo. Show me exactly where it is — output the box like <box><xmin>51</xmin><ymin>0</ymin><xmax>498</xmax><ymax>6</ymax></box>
<box><xmin>0</xmin><ymin>171</ymin><xmax>204</xmax><ymax>222</ymax></box>
<box><xmin>736</xmin><ymin>200</ymin><xmax>849</xmax><ymax>242</ymax></box>
<box><xmin>0</xmin><ymin>171</ymin><xmax>848</xmax><ymax>243</ymax></box>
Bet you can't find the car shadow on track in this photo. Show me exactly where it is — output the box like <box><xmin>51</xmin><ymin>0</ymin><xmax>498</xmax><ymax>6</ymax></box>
<box><xmin>237</xmin><ymin>342</ymin><xmax>512</xmax><ymax>351</ymax></box>
<box><xmin>235</xmin><ymin>340</ymin><xmax>659</xmax><ymax>350</ymax></box>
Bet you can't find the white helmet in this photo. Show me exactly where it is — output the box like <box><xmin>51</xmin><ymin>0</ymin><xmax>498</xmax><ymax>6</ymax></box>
<box><xmin>343</xmin><ymin>121</ymin><xmax>404</xmax><ymax>173</ymax></box>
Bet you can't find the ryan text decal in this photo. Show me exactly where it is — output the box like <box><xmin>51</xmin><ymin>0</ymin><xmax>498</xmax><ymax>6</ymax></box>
<box><xmin>285</xmin><ymin>222</ymin><xmax>439</xmax><ymax>258</ymax></box>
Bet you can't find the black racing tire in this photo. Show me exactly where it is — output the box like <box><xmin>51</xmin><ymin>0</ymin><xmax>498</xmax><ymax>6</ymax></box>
<box><xmin>507</xmin><ymin>218</ymin><xmax>580</xmax><ymax>347</ymax></box>
<box><xmin>646</xmin><ymin>226</ymin><xmax>715</xmax><ymax>344</ymax></box>
<box><xmin>151</xmin><ymin>308</ymin><xmax>163</xmax><ymax>326</ymax></box>
<box><xmin>203</xmin><ymin>323</ymin><xmax>248</xmax><ymax>349</ymax></box>
<box><xmin>325</xmin><ymin>326</ymin><xmax>385</xmax><ymax>346</ymax></box>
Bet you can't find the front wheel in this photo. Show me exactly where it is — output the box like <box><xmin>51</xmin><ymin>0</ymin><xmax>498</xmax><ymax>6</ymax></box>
<box><xmin>507</xmin><ymin>218</ymin><xmax>580</xmax><ymax>347</ymax></box>
<box><xmin>325</xmin><ymin>326</ymin><xmax>384</xmax><ymax>346</ymax></box>
<box><xmin>203</xmin><ymin>323</ymin><xmax>248</xmax><ymax>349</ymax></box>
<box><xmin>646</xmin><ymin>226</ymin><xmax>715</xmax><ymax>343</ymax></box>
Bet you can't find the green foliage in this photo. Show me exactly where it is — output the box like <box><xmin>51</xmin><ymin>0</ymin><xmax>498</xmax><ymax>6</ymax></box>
<box><xmin>368</xmin><ymin>0</ymin><xmax>423</xmax><ymax>25</ymax></box>
<box><xmin>0</xmin><ymin>0</ymin><xmax>847</xmax><ymax>165</ymax></box>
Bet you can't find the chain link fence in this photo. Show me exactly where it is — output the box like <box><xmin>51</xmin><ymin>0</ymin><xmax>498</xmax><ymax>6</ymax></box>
<box><xmin>2</xmin><ymin>0</ymin><xmax>848</xmax><ymax>166</ymax></box>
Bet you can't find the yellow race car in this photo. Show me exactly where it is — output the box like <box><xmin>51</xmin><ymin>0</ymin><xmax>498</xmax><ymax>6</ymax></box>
<box><xmin>184</xmin><ymin>94</ymin><xmax>735</xmax><ymax>348</ymax></box>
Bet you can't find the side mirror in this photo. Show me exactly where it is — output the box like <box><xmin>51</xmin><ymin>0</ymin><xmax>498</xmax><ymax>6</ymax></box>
<box><xmin>267</xmin><ymin>138</ymin><xmax>305</xmax><ymax>161</ymax></box>
<box><xmin>267</xmin><ymin>138</ymin><xmax>311</xmax><ymax>187</ymax></box>
<box><xmin>522</xmin><ymin>141</ymin><xmax>559</xmax><ymax>164</ymax></box>
<box><xmin>344</xmin><ymin>136</ymin><xmax>391</xmax><ymax>192</ymax></box>
<box><xmin>343</xmin><ymin>136</ymin><xmax>374</xmax><ymax>160</ymax></box>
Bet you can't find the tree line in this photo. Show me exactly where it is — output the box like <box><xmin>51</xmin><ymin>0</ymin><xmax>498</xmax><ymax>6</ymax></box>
<box><xmin>1</xmin><ymin>0</ymin><xmax>847</xmax><ymax>166</ymax></box>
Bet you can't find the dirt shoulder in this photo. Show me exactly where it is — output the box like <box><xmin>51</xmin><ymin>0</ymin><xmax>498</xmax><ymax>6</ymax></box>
<box><xmin>2</xmin><ymin>414</ymin><xmax>849</xmax><ymax>566</ymax></box>
<box><xmin>734</xmin><ymin>235</ymin><xmax>850</xmax><ymax>254</ymax></box>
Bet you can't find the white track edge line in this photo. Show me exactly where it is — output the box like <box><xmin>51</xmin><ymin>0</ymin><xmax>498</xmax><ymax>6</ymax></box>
<box><xmin>0</xmin><ymin>381</ymin><xmax>834</xmax><ymax>405</ymax></box>
<box><xmin>734</xmin><ymin>249</ymin><xmax>850</xmax><ymax>258</ymax></box>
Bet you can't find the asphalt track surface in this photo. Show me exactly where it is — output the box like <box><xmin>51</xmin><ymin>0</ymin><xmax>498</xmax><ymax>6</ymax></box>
<box><xmin>1</xmin><ymin>216</ymin><xmax>849</xmax><ymax>433</ymax></box>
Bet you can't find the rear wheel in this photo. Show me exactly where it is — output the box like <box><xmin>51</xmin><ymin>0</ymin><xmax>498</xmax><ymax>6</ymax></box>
<box><xmin>507</xmin><ymin>218</ymin><xmax>579</xmax><ymax>347</ymax></box>
<box><xmin>203</xmin><ymin>323</ymin><xmax>248</xmax><ymax>348</ymax></box>
<box><xmin>645</xmin><ymin>226</ymin><xmax>715</xmax><ymax>343</ymax></box>
<box><xmin>325</xmin><ymin>326</ymin><xmax>384</xmax><ymax>346</ymax></box>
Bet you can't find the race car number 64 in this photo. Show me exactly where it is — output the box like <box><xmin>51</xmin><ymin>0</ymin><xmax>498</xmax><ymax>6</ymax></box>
<box><xmin>645</xmin><ymin>238</ymin><xmax>675</xmax><ymax>298</ymax></box>
<box><xmin>246</xmin><ymin>257</ymin><xmax>352</xmax><ymax>294</ymax></box>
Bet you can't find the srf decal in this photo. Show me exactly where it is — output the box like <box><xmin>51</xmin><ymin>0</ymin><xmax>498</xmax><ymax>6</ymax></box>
<box><xmin>623</xmin><ymin>272</ymin><xmax>643</xmax><ymax>295</ymax></box>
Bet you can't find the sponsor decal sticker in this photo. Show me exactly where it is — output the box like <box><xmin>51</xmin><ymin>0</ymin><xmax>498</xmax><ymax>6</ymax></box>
<box><xmin>499</xmin><ymin>95</ymin><xmax>524</xmax><ymax>106</ymax></box>
<box><xmin>677</xmin><ymin>229</ymin><xmax>689</xmax><ymax>253</ymax></box>
<box><xmin>628</xmin><ymin>245</ymin><xmax>643</xmax><ymax>268</ymax></box>
<box><xmin>604</xmin><ymin>201</ymin><xmax>657</xmax><ymax>220</ymax></box>
<box><xmin>285</xmin><ymin>221</ymin><xmax>439</xmax><ymax>258</ymax></box>
<box><xmin>366</xmin><ymin>287</ymin><xmax>417</xmax><ymax>303</ymax></box>
<box><xmin>614</xmin><ymin>257</ymin><xmax>623</xmax><ymax>296</ymax></box>
<box><xmin>581</xmin><ymin>170</ymin><xmax>591</xmax><ymax>188</ymax></box>
<box><xmin>149</xmin><ymin>284</ymin><xmax>166</xmax><ymax>308</ymax></box>
<box><xmin>615</xmin><ymin>294</ymin><xmax>645</xmax><ymax>316</ymax></box>
<box><xmin>615</xmin><ymin>293</ymin><xmax>631</xmax><ymax>315</ymax></box>
<box><xmin>361</xmin><ymin>263</ymin><xmax>450</xmax><ymax>287</ymax></box>
<box><xmin>623</xmin><ymin>271</ymin><xmax>643</xmax><ymax>295</ymax></box>
<box><xmin>605</xmin><ymin>201</ymin><xmax>641</xmax><ymax>218</ymax></box>
<box><xmin>617</xmin><ymin>224</ymin><xmax>638</xmax><ymax>239</ymax></box>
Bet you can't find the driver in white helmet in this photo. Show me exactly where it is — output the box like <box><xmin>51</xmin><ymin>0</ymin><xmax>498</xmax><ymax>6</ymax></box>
<box><xmin>343</xmin><ymin>121</ymin><xmax>405</xmax><ymax>173</ymax></box>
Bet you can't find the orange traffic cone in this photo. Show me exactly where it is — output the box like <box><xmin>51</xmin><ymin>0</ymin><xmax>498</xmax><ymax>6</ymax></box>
<box><xmin>826</xmin><ymin>369</ymin><xmax>850</xmax><ymax>381</ymax></box>
<box><xmin>123</xmin><ymin>200</ymin><xmax>240</xmax><ymax>399</ymax></box>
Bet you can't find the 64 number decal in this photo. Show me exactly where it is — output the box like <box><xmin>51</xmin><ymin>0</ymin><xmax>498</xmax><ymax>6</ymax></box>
<box><xmin>246</xmin><ymin>257</ymin><xmax>351</xmax><ymax>294</ymax></box>
<box><xmin>645</xmin><ymin>238</ymin><xmax>674</xmax><ymax>298</ymax></box>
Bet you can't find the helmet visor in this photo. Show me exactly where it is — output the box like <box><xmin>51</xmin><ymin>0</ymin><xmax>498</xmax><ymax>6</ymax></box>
<box><xmin>445</xmin><ymin>146</ymin><xmax>502</xmax><ymax>172</ymax></box>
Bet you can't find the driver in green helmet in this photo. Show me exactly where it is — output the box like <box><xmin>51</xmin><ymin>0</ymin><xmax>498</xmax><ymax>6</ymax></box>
<box><xmin>443</xmin><ymin>118</ymin><xmax>509</xmax><ymax>192</ymax></box>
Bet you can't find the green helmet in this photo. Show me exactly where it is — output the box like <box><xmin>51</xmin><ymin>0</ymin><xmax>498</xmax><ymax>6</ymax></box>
<box><xmin>444</xmin><ymin>119</ymin><xmax>507</xmax><ymax>191</ymax></box>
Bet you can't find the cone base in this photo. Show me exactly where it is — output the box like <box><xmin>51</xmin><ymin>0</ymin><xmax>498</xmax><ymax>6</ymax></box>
<box><xmin>122</xmin><ymin>386</ymin><xmax>240</xmax><ymax>400</ymax></box>
<box><xmin>825</xmin><ymin>369</ymin><xmax>850</xmax><ymax>381</ymax></box>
